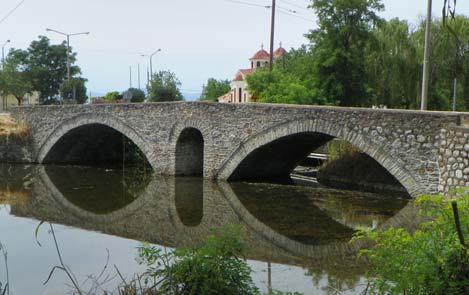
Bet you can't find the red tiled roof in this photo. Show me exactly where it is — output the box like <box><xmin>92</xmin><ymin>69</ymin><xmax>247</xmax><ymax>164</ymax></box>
<box><xmin>233</xmin><ymin>72</ymin><xmax>244</xmax><ymax>81</ymax></box>
<box><xmin>240</xmin><ymin>68</ymin><xmax>255</xmax><ymax>76</ymax></box>
<box><xmin>274</xmin><ymin>47</ymin><xmax>287</xmax><ymax>58</ymax></box>
<box><xmin>250</xmin><ymin>49</ymin><xmax>270</xmax><ymax>60</ymax></box>
<box><xmin>232</xmin><ymin>68</ymin><xmax>256</xmax><ymax>82</ymax></box>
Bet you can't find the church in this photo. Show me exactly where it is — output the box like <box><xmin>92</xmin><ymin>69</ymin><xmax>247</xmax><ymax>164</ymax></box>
<box><xmin>219</xmin><ymin>44</ymin><xmax>287</xmax><ymax>103</ymax></box>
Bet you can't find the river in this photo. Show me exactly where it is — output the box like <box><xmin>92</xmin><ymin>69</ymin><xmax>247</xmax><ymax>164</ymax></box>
<box><xmin>0</xmin><ymin>164</ymin><xmax>412</xmax><ymax>294</ymax></box>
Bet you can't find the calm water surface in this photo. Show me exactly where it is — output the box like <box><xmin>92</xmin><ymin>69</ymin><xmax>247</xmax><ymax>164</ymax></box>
<box><xmin>0</xmin><ymin>164</ymin><xmax>411</xmax><ymax>294</ymax></box>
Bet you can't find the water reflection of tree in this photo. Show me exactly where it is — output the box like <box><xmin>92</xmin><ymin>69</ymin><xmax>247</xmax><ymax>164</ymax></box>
<box><xmin>307</xmin><ymin>256</ymin><xmax>366</xmax><ymax>295</ymax></box>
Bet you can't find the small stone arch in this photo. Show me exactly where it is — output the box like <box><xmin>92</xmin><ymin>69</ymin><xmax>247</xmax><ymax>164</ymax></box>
<box><xmin>170</xmin><ymin>118</ymin><xmax>211</xmax><ymax>177</ymax></box>
<box><xmin>175</xmin><ymin>128</ymin><xmax>204</xmax><ymax>176</ymax></box>
<box><xmin>216</xmin><ymin>118</ymin><xmax>426</xmax><ymax>197</ymax></box>
<box><xmin>36</xmin><ymin>113</ymin><xmax>155</xmax><ymax>169</ymax></box>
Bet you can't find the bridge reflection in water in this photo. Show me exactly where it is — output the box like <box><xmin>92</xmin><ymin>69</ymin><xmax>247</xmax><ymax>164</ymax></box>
<box><xmin>3</xmin><ymin>164</ymin><xmax>415</xmax><ymax>294</ymax></box>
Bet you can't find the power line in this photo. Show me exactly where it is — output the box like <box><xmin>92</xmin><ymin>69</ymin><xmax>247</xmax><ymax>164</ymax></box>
<box><xmin>225</xmin><ymin>0</ymin><xmax>270</xmax><ymax>9</ymax></box>
<box><xmin>0</xmin><ymin>0</ymin><xmax>26</xmax><ymax>24</ymax></box>
<box><xmin>225</xmin><ymin>0</ymin><xmax>312</xmax><ymax>22</ymax></box>
<box><xmin>279</xmin><ymin>0</ymin><xmax>310</xmax><ymax>12</ymax></box>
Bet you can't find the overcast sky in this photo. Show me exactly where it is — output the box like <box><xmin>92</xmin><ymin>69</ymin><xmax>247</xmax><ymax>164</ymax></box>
<box><xmin>1</xmin><ymin>0</ymin><xmax>469</xmax><ymax>98</ymax></box>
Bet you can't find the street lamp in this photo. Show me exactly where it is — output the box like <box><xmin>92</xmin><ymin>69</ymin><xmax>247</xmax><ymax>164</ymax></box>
<box><xmin>2</xmin><ymin>40</ymin><xmax>10</xmax><ymax>70</ymax></box>
<box><xmin>142</xmin><ymin>48</ymin><xmax>161</xmax><ymax>80</ymax></box>
<box><xmin>46</xmin><ymin>28</ymin><xmax>89</xmax><ymax>82</ymax></box>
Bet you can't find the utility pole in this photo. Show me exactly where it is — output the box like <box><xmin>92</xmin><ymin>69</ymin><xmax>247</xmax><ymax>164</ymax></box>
<box><xmin>420</xmin><ymin>0</ymin><xmax>432</xmax><ymax>110</ymax></box>
<box><xmin>129</xmin><ymin>65</ymin><xmax>132</xmax><ymax>88</ymax></box>
<box><xmin>138</xmin><ymin>63</ymin><xmax>141</xmax><ymax>90</ymax></box>
<box><xmin>1</xmin><ymin>40</ymin><xmax>10</xmax><ymax>70</ymax></box>
<box><xmin>269</xmin><ymin>0</ymin><xmax>276</xmax><ymax>72</ymax></box>
<box><xmin>46</xmin><ymin>29</ymin><xmax>89</xmax><ymax>82</ymax></box>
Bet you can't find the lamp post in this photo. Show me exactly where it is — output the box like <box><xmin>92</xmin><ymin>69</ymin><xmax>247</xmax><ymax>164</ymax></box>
<box><xmin>46</xmin><ymin>28</ymin><xmax>89</xmax><ymax>82</ymax></box>
<box><xmin>142</xmin><ymin>49</ymin><xmax>161</xmax><ymax>81</ymax></box>
<box><xmin>420</xmin><ymin>0</ymin><xmax>432</xmax><ymax>110</ymax></box>
<box><xmin>2</xmin><ymin>39</ymin><xmax>10</xmax><ymax>70</ymax></box>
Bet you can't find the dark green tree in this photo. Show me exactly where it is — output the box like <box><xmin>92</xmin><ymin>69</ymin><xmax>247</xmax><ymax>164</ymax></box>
<box><xmin>366</xmin><ymin>18</ymin><xmax>420</xmax><ymax>108</ymax></box>
<box><xmin>60</xmin><ymin>78</ymin><xmax>88</xmax><ymax>104</ymax></box>
<box><xmin>0</xmin><ymin>54</ymin><xmax>33</xmax><ymax>105</ymax></box>
<box><xmin>200</xmin><ymin>78</ymin><xmax>231</xmax><ymax>101</ymax></box>
<box><xmin>127</xmin><ymin>88</ymin><xmax>146</xmax><ymax>103</ymax></box>
<box><xmin>11</xmin><ymin>36</ymin><xmax>81</xmax><ymax>104</ymax></box>
<box><xmin>104</xmin><ymin>91</ymin><xmax>122</xmax><ymax>102</ymax></box>
<box><xmin>147</xmin><ymin>70</ymin><xmax>183</xmax><ymax>102</ymax></box>
<box><xmin>307</xmin><ymin>0</ymin><xmax>383</xmax><ymax>106</ymax></box>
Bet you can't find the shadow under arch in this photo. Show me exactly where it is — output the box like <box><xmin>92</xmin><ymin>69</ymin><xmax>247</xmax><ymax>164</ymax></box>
<box><xmin>37</xmin><ymin>113</ymin><xmax>154</xmax><ymax>169</ymax></box>
<box><xmin>175</xmin><ymin>127</ymin><xmax>204</xmax><ymax>176</ymax></box>
<box><xmin>216</xmin><ymin>118</ymin><xmax>425</xmax><ymax>197</ymax></box>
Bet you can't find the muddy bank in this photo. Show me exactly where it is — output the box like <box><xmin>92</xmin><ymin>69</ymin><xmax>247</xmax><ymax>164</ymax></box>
<box><xmin>0</xmin><ymin>115</ymin><xmax>33</xmax><ymax>163</ymax></box>
<box><xmin>317</xmin><ymin>152</ymin><xmax>408</xmax><ymax>195</ymax></box>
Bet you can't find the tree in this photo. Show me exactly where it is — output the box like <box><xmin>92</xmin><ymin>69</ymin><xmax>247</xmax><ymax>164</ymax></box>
<box><xmin>307</xmin><ymin>0</ymin><xmax>384</xmax><ymax>107</ymax></box>
<box><xmin>104</xmin><ymin>91</ymin><xmax>122</xmax><ymax>102</ymax></box>
<box><xmin>246</xmin><ymin>47</ymin><xmax>327</xmax><ymax>105</ymax></box>
<box><xmin>127</xmin><ymin>88</ymin><xmax>146</xmax><ymax>103</ymax></box>
<box><xmin>0</xmin><ymin>55</ymin><xmax>33</xmax><ymax>105</ymax></box>
<box><xmin>60</xmin><ymin>78</ymin><xmax>88</xmax><ymax>104</ymax></box>
<box><xmin>200</xmin><ymin>78</ymin><xmax>230</xmax><ymax>101</ymax></box>
<box><xmin>147</xmin><ymin>70</ymin><xmax>183</xmax><ymax>102</ymax></box>
<box><xmin>365</xmin><ymin>19</ymin><xmax>420</xmax><ymax>109</ymax></box>
<box><xmin>9</xmin><ymin>36</ymin><xmax>81</xmax><ymax>104</ymax></box>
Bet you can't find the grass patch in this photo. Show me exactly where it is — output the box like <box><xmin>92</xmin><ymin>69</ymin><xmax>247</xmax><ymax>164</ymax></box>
<box><xmin>0</xmin><ymin>115</ymin><xmax>30</xmax><ymax>143</ymax></box>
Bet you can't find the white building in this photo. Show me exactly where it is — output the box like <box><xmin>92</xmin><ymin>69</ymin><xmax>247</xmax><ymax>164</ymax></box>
<box><xmin>219</xmin><ymin>44</ymin><xmax>287</xmax><ymax>103</ymax></box>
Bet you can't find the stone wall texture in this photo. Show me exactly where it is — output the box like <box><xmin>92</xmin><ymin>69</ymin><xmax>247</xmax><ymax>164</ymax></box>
<box><xmin>8</xmin><ymin>102</ymin><xmax>469</xmax><ymax>197</ymax></box>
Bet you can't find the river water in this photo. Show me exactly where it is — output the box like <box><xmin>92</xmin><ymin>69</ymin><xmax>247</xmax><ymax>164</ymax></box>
<box><xmin>0</xmin><ymin>164</ymin><xmax>411</xmax><ymax>294</ymax></box>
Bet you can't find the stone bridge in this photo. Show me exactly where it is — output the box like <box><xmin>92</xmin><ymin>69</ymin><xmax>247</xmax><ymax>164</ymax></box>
<box><xmin>10</xmin><ymin>102</ymin><xmax>469</xmax><ymax>197</ymax></box>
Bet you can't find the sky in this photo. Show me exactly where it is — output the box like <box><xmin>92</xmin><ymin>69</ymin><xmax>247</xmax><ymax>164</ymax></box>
<box><xmin>1</xmin><ymin>0</ymin><xmax>469</xmax><ymax>99</ymax></box>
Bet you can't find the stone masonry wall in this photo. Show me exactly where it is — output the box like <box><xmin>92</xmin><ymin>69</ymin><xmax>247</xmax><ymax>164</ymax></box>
<box><xmin>8</xmin><ymin>102</ymin><xmax>468</xmax><ymax>196</ymax></box>
<box><xmin>437</xmin><ymin>115</ymin><xmax>469</xmax><ymax>193</ymax></box>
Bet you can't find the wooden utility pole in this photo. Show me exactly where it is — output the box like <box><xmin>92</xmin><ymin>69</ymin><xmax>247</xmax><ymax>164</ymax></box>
<box><xmin>421</xmin><ymin>0</ymin><xmax>432</xmax><ymax>110</ymax></box>
<box><xmin>269</xmin><ymin>0</ymin><xmax>276</xmax><ymax>72</ymax></box>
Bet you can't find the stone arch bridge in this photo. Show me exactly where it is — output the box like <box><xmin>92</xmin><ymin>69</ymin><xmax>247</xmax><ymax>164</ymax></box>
<box><xmin>10</xmin><ymin>102</ymin><xmax>469</xmax><ymax>197</ymax></box>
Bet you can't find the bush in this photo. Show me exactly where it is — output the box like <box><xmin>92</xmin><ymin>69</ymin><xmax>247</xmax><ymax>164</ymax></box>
<box><xmin>355</xmin><ymin>188</ymin><xmax>469</xmax><ymax>295</ymax></box>
<box><xmin>137</xmin><ymin>225</ymin><xmax>259</xmax><ymax>295</ymax></box>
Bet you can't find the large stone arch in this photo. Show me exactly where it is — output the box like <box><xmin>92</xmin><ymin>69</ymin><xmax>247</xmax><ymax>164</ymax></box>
<box><xmin>36</xmin><ymin>113</ymin><xmax>155</xmax><ymax>169</ymax></box>
<box><xmin>217</xmin><ymin>118</ymin><xmax>427</xmax><ymax>197</ymax></box>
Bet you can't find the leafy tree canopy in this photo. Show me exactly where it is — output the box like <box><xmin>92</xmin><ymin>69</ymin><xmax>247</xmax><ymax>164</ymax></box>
<box><xmin>200</xmin><ymin>78</ymin><xmax>231</xmax><ymax>101</ymax></box>
<box><xmin>60</xmin><ymin>78</ymin><xmax>88</xmax><ymax>104</ymax></box>
<box><xmin>147</xmin><ymin>70</ymin><xmax>183</xmax><ymax>102</ymax></box>
<box><xmin>0</xmin><ymin>55</ymin><xmax>33</xmax><ymax>105</ymax></box>
<box><xmin>127</xmin><ymin>88</ymin><xmax>146</xmax><ymax>103</ymax></box>
<box><xmin>307</xmin><ymin>0</ymin><xmax>384</xmax><ymax>107</ymax></box>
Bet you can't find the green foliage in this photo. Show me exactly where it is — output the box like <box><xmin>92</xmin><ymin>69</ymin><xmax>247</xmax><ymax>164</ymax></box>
<box><xmin>60</xmin><ymin>78</ymin><xmax>88</xmax><ymax>104</ymax></box>
<box><xmin>355</xmin><ymin>189</ymin><xmax>469</xmax><ymax>295</ymax></box>
<box><xmin>127</xmin><ymin>88</ymin><xmax>146</xmax><ymax>103</ymax></box>
<box><xmin>104</xmin><ymin>91</ymin><xmax>122</xmax><ymax>102</ymax></box>
<box><xmin>138</xmin><ymin>224</ymin><xmax>259</xmax><ymax>295</ymax></box>
<box><xmin>200</xmin><ymin>78</ymin><xmax>230</xmax><ymax>101</ymax></box>
<box><xmin>13</xmin><ymin>36</ymin><xmax>81</xmax><ymax>104</ymax></box>
<box><xmin>246</xmin><ymin>68</ymin><xmax>323</xmax><ymax>105</ymax></box>
<box><xmin>147</xmin><ymin>70</ymin><xmax>183</xmax><ymax>102</ymax></box>
<box><xmin>366</xmin><ymin>18</ymin><xmax>420</xmax><ymax>108</ymax></box>
<box><xmin>0</xmin><ymin>55</ymin><xmax>33</xmax><ymax>105</ymax></box>
<box><xmin>307</xmin><ymin>0</ymin><xmax>384</xmax><ymax>107</ymax></box>
<box><xmin>325</xmin><ymin>140</ymin><xmax>357</xmax><ymax>161</ymax></box>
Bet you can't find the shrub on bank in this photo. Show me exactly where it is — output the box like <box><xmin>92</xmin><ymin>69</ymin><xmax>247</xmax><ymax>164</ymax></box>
<box><xmin>354</xmin><ymin>188</ymin><xmax>469</xmax><ymax>295</ymax></box>
<box><xmin>137</xmin><ymin>225</ymin><xmax>260</xmax><ymax>295</ymax></box>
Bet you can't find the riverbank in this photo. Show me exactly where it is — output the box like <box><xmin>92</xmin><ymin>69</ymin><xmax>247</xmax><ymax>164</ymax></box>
<box><xmin>0</xmin><ymin>114</ymin><xmax>32</xmax><ymax>163</ymax></box>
